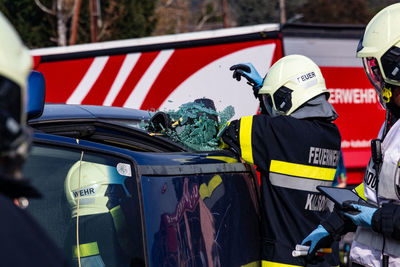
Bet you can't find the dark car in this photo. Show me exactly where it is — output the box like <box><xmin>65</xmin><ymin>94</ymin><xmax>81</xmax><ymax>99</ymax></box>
<box><xmin>24</xmin><ymin>75</ymin><xmax>262</xmax><ymax>267</ymax></box>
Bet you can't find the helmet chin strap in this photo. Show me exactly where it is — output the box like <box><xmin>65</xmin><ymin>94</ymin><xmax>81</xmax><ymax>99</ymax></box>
<box><xmin>383</xmin><ymin>97</ymin><xmax>400</xmax><ymax>138</ymax></box>
<box><xmin>382</xmin><ymin>86</ymin><xmax>392</xmax><ymax>103</ymax></box>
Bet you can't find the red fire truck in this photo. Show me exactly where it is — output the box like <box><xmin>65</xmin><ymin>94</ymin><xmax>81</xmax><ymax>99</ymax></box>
<box><xmin>31</xmin><ymin>23</ymin><xmax>381</xmax><ymax>184</ymax></box>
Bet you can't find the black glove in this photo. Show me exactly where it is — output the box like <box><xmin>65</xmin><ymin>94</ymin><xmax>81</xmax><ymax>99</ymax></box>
<box><xmin>220</xmin><ymin>120</ymin><xmax>240</xmax><ymax>155</ymax></box>
<box><xmin>148</xmin><ymin>112</ymin><xmax>173</xmax><ymax>133</ymax></box>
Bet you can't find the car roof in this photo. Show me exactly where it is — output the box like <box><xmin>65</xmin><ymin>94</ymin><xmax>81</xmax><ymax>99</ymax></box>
<box><xmin>29</xmin><ymin>103</ymin><xmax>152</xmax><ymax>122</ymax></box>
<box><xmin>28</xmin><ymin>104</ymin><xmax>188</xmax><ymax>152</ymax></box>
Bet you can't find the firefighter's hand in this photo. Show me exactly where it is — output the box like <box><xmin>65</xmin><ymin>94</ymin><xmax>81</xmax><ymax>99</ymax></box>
<box><xmin>148</xmin><ymin>112</ymin><xmax>174</xmax><ymax>133</ymax></box>
<box><xmin>230</xmin><ymin>63</ymin><xmax>263</xmax><ymax>96</ymax></box>
<box><xmin>342</xmin><ymin>202</ymin><xmax>377</xmax><ymax>228</ymax></box>
<box><xmin>301</xmin><ymin>225</ymin><xmax>333</xmax><ymax>263</ymax></box>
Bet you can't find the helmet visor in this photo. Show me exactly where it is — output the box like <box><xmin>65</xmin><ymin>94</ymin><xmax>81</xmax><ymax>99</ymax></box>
<box><xmin>362</xmin><ymin>57</ymin><xmax>386</xmax><ymax>107</ymax></box>
<box><xmin>262</xmin><ymin>94</ymin><xmax>275</xmax><ymax>116</ymax></box>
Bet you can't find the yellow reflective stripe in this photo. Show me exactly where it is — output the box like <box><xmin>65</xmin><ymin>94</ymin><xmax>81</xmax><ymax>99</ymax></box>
<box><xmin>110</xmin><ymin>205</ymin><xmax>125</xmax><ymax>233</ymax></box>
<box><xmin>261</xmin><ymin>260</ymin><xmax>302</xmax><ymax>267</ymax></box>
<box><xmin>354</xmin><ymin>183</ymin><xmax>367</xmax><ymax>200</ymax></box>
<box><xmin>242</xmin><ymin>260</ymin><xmax>261</xmax><ymax>267</ymax></box>
<box><xmin>239</xmin><ymin>116</ymin><xmax>254</xmax><ymax>164</ymax></box>
<box><xmin>270</xmin><ymin>160</ymin><xmax>335</xmax><ymax>181</ymax></box>
<box><xmin>206</xmin><ymin>156</ymin><xmax>238</xmax><ymax>163</ymax></box>
<box><xmin>200</xmin><ymin>175</ymin><xmax>222</xmax><ymax>199</ymax></box>
<box><xmin>73</xmin><ymin>242</ymin><xmax>99</xmax><ymax>258</ymax></box>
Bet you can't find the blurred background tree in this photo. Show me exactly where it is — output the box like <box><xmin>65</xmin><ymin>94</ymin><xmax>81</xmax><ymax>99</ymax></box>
<box><xmin>152</xmin><ymin>0</ymin><xmax>223</xmax><ymax>35</ymax></box>
<box><xmin>0</xmin><ymin>0</ymin><xmax>54</xmax><ymax>48</ymax></box>
<box><xmin>0</xmin><ymin>0</ymin><xmax>398</xmax><ymax>48</ymax></box>
<box><xmin>0</xmin><ymin>0</ymin><xmax>156</xmax><ymax>48</ymax></box>
<box><xmin>298</xmin><ymin>0</ymin><xmax>374</xmax><ymax>24</ymax></box>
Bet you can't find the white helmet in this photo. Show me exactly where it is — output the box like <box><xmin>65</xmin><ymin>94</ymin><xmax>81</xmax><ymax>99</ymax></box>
<box><xmin>0</xmin><ymin>12</ymin><xmax>32</xmax><ymax>180</ymax></box>
<box><xmin>65</xmin><ymin>161</ymin><xmax>131</xmax><ymax>217</ymax></box>
<box><xmin>356</xmin><ymin>3</ymin><xmax>400</xmax><ymax>109</ymax></box>
<box><xmin>258</xmin><ymin>55</ymin><xmax>328</xmax><ymax>116</ymax></box>
<box><xmin>0</xmin><ymin>12</ymin><xmax>32</xmax><ymax>123</ymax></box>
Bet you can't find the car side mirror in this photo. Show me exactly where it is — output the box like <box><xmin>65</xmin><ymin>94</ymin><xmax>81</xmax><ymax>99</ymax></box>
<box><xmin>27</xmin><ymin>71</ymin><xmax>45</xmax><ymax>120</ymax></box>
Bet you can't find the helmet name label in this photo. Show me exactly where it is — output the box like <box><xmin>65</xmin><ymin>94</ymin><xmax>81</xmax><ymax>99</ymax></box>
<box><xmin>295</xmin><ymin>72</ymin><xmax>316</xmax><ymax>84</ymax></box>
<box><xmin>72</xmin><ymin>185</ymin><xmax>97</xmax><ymax>198</ymax></box>
<box><xmin>308</xmin><ymin>147</ymin><xmax>340</xmax><ymax>167</ymax></box>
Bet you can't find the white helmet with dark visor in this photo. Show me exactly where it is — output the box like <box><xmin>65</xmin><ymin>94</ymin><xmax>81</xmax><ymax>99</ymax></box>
<box><xmin>356</xmin><ymin>3</ymin><xmax>400</xmax><ymax>109</ymax></box>
<box><xmin>258</xmin><ymin>54</ymin><xmax>329</xmax><ymax>116</ymax></box>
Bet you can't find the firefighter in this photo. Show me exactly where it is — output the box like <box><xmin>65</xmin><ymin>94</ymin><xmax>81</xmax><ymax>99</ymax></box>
<box><xmin>0</xmin><ymin>12</ymin><xmax>66</xmax><ymax>266</ymax></box>
<box><xmin>223</xmin><ymin>54</ymin><xmax>341</xmax><ymax>266</ymax></box>
<box><xmin>301</xmin><ymin>3</ymin><xmax>400</xmax><ymax>267</ymax></box>
<box><xmin>64</xmin><ymin>160</ymin><xmax>142</xmax><ymax>266</ymax></box>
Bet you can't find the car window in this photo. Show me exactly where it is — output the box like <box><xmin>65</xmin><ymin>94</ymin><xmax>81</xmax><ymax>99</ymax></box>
<box><xmin>24</xmin><ymin>143</ymin><xmax>144</xmax><ymax>266</ymax></box>
<box><xmin>141</xmin><ymin>172</ymin><xmax>261</xmax><ymax>267</ymax></box>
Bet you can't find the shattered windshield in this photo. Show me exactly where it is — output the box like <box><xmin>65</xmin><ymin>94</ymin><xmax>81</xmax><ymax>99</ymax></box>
<box><xmin>142</xmin><ymin>99</ymin><xmax>235</xmax><ymax>151</ymax></box>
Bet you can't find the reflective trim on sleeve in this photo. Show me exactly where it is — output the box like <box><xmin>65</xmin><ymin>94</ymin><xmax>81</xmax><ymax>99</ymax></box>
<box><xmin>261</xmin><ymin>260</ymin><xmax>302</xmax><ymax>267</ymax></box>
<box><xmin>239</xmin><ymin>116</ymin><xmax>254</xmax><ymax>164</ymax></box>
<box><xmin>73</xmin><ymin>242</ymin><xmax>100</xmax><ymax>258</ymax></box>
<box><xmin>270</xmin><ymin>160</ymin><xmax>336</xmax><ymax>181</ymax></box>
<box><xmin>269</xmin><ymin>173</ymin><xmax>333</xmax><ymax>192</ymax></box>
<box><xmin>354</xmin><ymin>183</ymin><xmax>367</xmax><ymax>201</ymax></box>
<box><xmin>110</xmin><ymin>205</ymin><xmax>135</xmax><ymax>255</ymax></box>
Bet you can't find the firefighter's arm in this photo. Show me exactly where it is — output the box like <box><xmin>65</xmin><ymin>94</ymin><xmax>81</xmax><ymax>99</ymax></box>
<box><xmin>371</xmin><ymin>203</ymin><xmax>400</xmax><ymax>240</ymax></box>
<box><xmin>219</xmin><ymin>116</ymin><xmax>258</xmax><ymax>165</ymax></box>
<box><xmin>218</xmin><ymin>120</ymin><xmax>241</xmax><ymax>157</ymax></box>
<box><xmin>321</xmin><ymin>183</ymin><xmax>366</xmax><ymax>236</ymax></box>
<box><xmin>321</xmin><ymin>206</ymin><xmax>358</xmax><ymax>239</ymax></box>
<box><xmin>301</xmin><ymin>224</ymin><xmax>332</xmax><ymax>263</ymax></box>
<box><xmin>301</xmin><ymin>207</ymin><xmax>357</xmax><ymax>263</ymax></box>
<box><xmin>348</xmin><ymin>182</ymin><xmax>400</xmax><ymax>240</ymax></box>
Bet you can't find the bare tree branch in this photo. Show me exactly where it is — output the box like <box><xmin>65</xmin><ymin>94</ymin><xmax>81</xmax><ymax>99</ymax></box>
<box><xmin>34</xmin><ymin>0</ymin><xmax>56</xmax><ymax>15</ymax></box>
<box><xmin>196</xmin><ymin>14</ymin><xmax>212</xmax><ymax>30</ymax></box>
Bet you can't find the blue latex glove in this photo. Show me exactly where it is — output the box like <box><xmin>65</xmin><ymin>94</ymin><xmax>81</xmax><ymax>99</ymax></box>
<box><xmin>301</xmin><ymin>225</ymin><xmax>330</xmax><ymax>256</ymax></box>
<box><xmin>230</xmin><ymin>63</ymin><xmax>263</xmax><ymax>96</ymax></box>
<box><xmin>342</xmin><ymin>203</ymin><xmax>378</xmax><ymax>228</ymax></box>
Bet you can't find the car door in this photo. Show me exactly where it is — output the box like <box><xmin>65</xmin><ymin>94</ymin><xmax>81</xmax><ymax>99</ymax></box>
<box><xmin>24</xmin><ymin>135</ymin><xmax>146</xmax><ymax>267</ymax></box>
<box><xmin>139</xmin><ymin>161</ymin><xmax>262</xmax><ymax>267</ymax></box>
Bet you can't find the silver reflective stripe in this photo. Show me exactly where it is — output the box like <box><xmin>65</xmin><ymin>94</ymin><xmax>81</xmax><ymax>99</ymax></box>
<box><xmin>269</xmin><ymin>172</ymin><xmax>332</xmax><ymax>192</ymax></box>
<box><xmin>78</xmin><ymin>255</ymin><xmax>105</xmax><ymax>267</ymax></box>
<box><xmin>354</xmin><ymin>226</ymin><xmax>400</xmax><ymax>257</ymax></box>
<box><xmin>78</xmin><ymin>197</ymin><xmax>96</xmax><ymax>205</ymax></box>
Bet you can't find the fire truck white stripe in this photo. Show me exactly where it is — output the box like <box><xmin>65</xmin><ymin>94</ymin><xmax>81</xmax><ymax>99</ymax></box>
<box><xmin>66</xmin><ymin>56</ymin><xmax>109</xmax><ymax>104</ymax></box>
<box><xmin>123</xmin><ymin>49</ymin><xmax>174</xmax><ymax>109</ymax></box>
<box><xmin>103</xmin><ymin>53</ymin><xmax>141</xmax><ymax>106</ymax></box>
